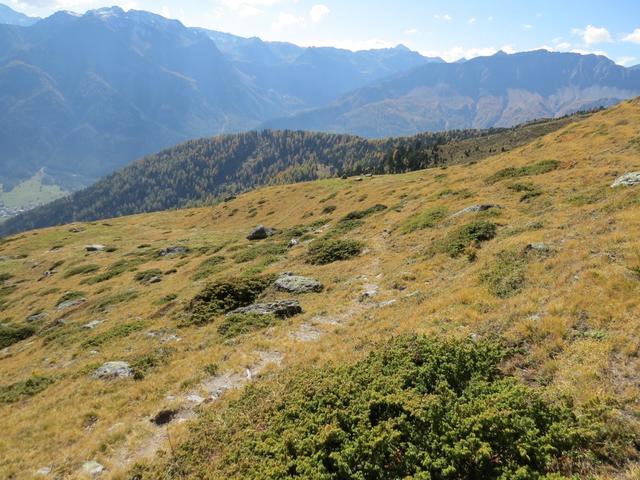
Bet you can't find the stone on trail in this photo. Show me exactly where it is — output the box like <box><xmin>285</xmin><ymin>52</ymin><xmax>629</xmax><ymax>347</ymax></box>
<box><xmin>81</xmin><ymin>461</ymin><xmax>104</xmax><ymax>477</ymax></box>
<box><xmin>274</xmin><ymin>273</ymin><xmax>323</xmax><ymax>293</ymax></box>
<box><xmin>611</xmin><ymin>172</ymin><xmax>640</xmax><ymax>187</ymax></box>
<box><xmin>84</xmin><ymin>245</ymin><xmax>105</xmax><ymax>252</ymax></box>
<box><xmin>92</xmin><ymin>361</ymin><xmax>133</xmax><ymax>380</ymax></box>
<box><xmin>227</xmin><ymin>300</ymin><xmax>302</xmax><ymax>318</ymax></box>
<box><xmin>452</xmin><ymin>204</ymin><xmax>501</xmax><ymax>217</ymax></box>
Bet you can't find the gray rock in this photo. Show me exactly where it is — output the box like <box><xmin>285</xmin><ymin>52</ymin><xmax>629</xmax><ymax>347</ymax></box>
<box><xmin>359</xmin><ymin>284</ymin><xmax>379</xmax><ymax>302</ymax></box>
<box><xmin>247</xmin><ymin>225</ymin><xmax>276</xmax><ymax>240</ymax></box>
<box><xmin>228</xmin><ymin>300</ymin><xmax>302</xmax><ymax>318</ymax></box>
<box><xmin>35</xmin><ymin>466</ymin><xmax>52</xmax><ymax>476</ymax></box>
<box><xmin>452</xmin><ymin>204</ymin><xmax>501</xmax><ymax>217</ymax></box>
<box><xmin>611</xmin><ymin>172</ymin><xmax>640</xmax><ymax>187</ymax></box>
<box><xmin>287</xmin><ymin>238</ymin><xmax>299</xmax><ymax>249</ymax></box>
<box><xmin>92</xmin><ymin>361</ymin><xmax>133</xmax><ymax>380</ymax></box>
<box><xmin>524</xmin><ymin>243</ymin><xmax>552</xmax><ymax>254</ymax></box>
<box><xmin>147</xmin><ymin>276</ymin><xmax>162</xmax><ymax>284</ymax></box>
<box><xmin>56</xmin><ymin>298</ymin><xmax>86</xmax><ymax>310</ymax></box>
<box><xmin>82</xmin><ymin>461</ymin><xmax>104</xmax><ymax>477</ymax></box>
<box><xmin>158</xmin><ymin>245</ymin><xmax>189</xmax><ymax>256</ymax></box>
<box><xmin>274</xmin><ymin>273</ymin><xmax>323</xmax><ymax>293</ymax></box>
<box><xmin>26</xmin><ymin>312</ymin><xmax>48</xmax><ymax>323</ymax></box>
<box><xmin>84</xmin><ymin>244</ymin><xmax>105</xmax><ymax>252</ymax></box>
<box><xmin>83</xmin><ymin>320</ymin><xmax>103</xmax><ymax>329</ymax></box>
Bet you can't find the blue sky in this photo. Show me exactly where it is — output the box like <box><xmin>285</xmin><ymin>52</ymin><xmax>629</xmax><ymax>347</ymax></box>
<box><xmin>7</xmin><ymin>0</ymin><xmax>640</xmax><ymax>65</ymax></box>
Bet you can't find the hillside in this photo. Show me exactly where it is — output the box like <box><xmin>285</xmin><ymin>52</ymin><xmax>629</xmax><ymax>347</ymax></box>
<box><xmin>0</xmin><ymin>112</ymin><xmax>590</xmax><ymax>236</ymax></box>
<box><xmin>0</xmin><ymin>99</ymin><xmax>639</xmax><ymax>478</ymax></box>
<box><xmin>265</xmin><ymin>50</ymin><xmax>640</xmax><ymax>137</ymax></box>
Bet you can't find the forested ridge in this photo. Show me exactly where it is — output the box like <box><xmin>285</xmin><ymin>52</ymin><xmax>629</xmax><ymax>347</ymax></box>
<box><xmin>0</xmin><ymin>113</ymin><xmax>588</xmax><ymax>235</ymax></box>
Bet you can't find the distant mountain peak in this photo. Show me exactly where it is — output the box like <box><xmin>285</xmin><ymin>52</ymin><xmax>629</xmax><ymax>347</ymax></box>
<box><xmin>0</xmin><ymin>2</ymin><xmax>40</xmax><ymax>26</ymax></box>
<box><xmin>393</xmin><ymin>44</ymin><xmax>411</xmax><ymax>51</ymax></box>
<box><xmin>88</xmin><ymin>6</ymin><xmax>125</xmax><ymax>17</ymax></box>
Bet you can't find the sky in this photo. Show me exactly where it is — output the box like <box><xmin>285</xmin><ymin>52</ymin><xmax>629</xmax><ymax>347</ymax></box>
<box><xmin>6</xmin><ymin>0</ymin><xmax>640</xmax><ymax>65</ymax></box>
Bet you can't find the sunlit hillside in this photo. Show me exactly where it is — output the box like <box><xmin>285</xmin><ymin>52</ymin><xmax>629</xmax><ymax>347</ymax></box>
<box><xmin>1</xmin><ymin>99</ymin><xmax>639</xmax><ymax>479</ymax></box>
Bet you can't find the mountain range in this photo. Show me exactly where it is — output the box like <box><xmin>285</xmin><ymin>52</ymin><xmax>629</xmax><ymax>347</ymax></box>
<box><xmin>0</xmin><ymin>3</ymin><xmax>639</xmax><ymax>208</ymax></box>
<box><xmin>0</xmin><ymin>3</ymin><xmax>38</xmax><ymax>26</ymax></box>
<box><xmin>264</xmin><ymin>50</ymin><xmax>640</xmax><ymax>137</ymax></box>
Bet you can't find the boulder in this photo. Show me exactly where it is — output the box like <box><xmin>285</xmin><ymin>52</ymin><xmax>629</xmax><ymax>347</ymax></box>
<box><xmin>82</xmin><ymin>461</ymin><xmax>104</xmax><ymax>477</ymax></box>
<box><xmin>147</xmin><ymin>276</ymin><xmax>162</xmax><ymax>284</ymax></box>
<box><xmin>611</xmin><ymin>172</ymin><xmax>640</xmax><ymax>187</ymax></box>
<box><xmin>524</xmin><ymin>243</ymin><xmax>552</xmax><ymax>254</ymax></box>
<box><xmin>452</xmin><ymin>204</ymin><xmax>501</xmax><ymax>217</ymax></box>
<box><xmin>84</xmin><ymin>245</ymin><xmax>105</xmax><ymax>252</ymax></box>
<box><xmin>83</xmin><ymin>320</ymin><xmax>103</xmax><ymax>329</ymax></box>
<box><xmin>287</xmin><ymin>238</ymin><xmax>299</xmax><ymax>249</ymax></box>
<box><xmin>56</xmin><ymin>298</ymin><xmax>86</xmax><ymax>310</ymax></box>
<box><xmin>228</xmin><ymin>300</ymin><xmax>302</xmax><ymax>318</ymax></box>
<box><xmin>26</xmin><ymin>312</ymin><xmax>48</xmax><ymax>323</ymax></box>
<box><xmin>92</xmin><ymin>361</ymin><xmax>133</xmax><ymax>380</ymax></box>
<box><xmin>247</xmin><ymin>225</ymin><xmax>275</xmax><ymax>240</ymax></box>
<box><xmin>158</xmin><ymin>245</ymin><xmax>189</xmax><ymax>257</ymax></box>
<box><xmin>274</xmin><ymin>273</ymin><xmax>323</xmax><ymax>293</ymax></box>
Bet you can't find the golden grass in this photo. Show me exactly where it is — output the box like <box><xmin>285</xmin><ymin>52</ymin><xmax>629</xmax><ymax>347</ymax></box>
<box><xmin>0</xmin><ymin>99</ymin><xmax>640</xmax><ymax>478</ymax></box>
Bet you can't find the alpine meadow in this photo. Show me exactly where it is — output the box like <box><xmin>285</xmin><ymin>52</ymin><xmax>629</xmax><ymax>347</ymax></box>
<box><xmin>0</xmin><ymin>2</ymin><xmax>640</xmax><ymax>479</ymax></box>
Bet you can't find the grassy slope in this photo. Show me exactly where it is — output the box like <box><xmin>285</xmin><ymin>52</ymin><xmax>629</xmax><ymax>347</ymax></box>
<box><xmin>0</xmin><ymin>100</ymin><xmax>639</xmax><ymax>478</ymax></box>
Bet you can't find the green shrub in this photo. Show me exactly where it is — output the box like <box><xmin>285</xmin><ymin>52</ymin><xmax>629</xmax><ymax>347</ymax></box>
<box><xmin>192</xmin><ymin>256</ymin><xmax>226</xmax><ymax>281</ymax></box>
<box><xmin>401</xmin><ymin>206</ymin><xmax>447</xmax><ymax>233</ymax></box>
<box><xmin>481</xmin><ymin>249</ymin><xmax>529</xmax><ymax>298</ymax></box>
<box><xmin>92</xmin><ymin>290</ymin><xmax>138</xmax><ymax>312</ymax></box>
<box><xmin>321</xmin><ymin>205</ymin><xmax>337</xmax><ymax>215</ymax></box>
<box><xmin>0</xmin><ymin>376</ymin><xmax>54</xmax><ymax>403</ymax></box>
<box><xmin>134</xmin><ymin>269</ymin><xmax>163</xmax><ymax>283</ymax></box>
<box><xmin>0</xmin><ymin>272</ymin><xmax>13</xmax><ymax>282</ymax></box>
<box><xmin>0</xmin><ymin>324</ymin><xmax>35</xmax><ymax>349</ymax></box>
<box><xmin>63</xmin><ymin>264</ymin><xmax>101</xmax><ymax>278</ymax></box>
<box><xmin>139</xmin><ymin>336</ymin><xmax>628</xmax><ymax>479</ymax></box>
<box><xmin>339</xmin><ymin>204</ymin><xmax>387</xmax><ymax>222</ymax></box>
<box><xmin>217</xmin><ymin>313</ymin><xmax>277</xmax><ymax>339</ymax></box>
<box><xmin>82</xmin><ymin>258</ymin><xmax>149</xmax><ymax>285</ymax></box>
<box><xmin>486</xmin><ymin>160</ymin><xmax>560</xmax><ymax>184</ymax></box>
<box><xmin>508</xmin><ymin>183</ymin><xmax>543</xmax><ymax>202</ymax></box>
<box><xmin>440</xmin><ymin>221</ymin><xmax>498</xmax><ymax>257</ymax></box>
<box><xmin>184</xmin><ymin>275</ymin><xmax>275</xmax><ymax>326</ymax></box>
<box><xmin>233</xmin><ymin>244</ymin><xmax>287</xmax><ymax>264</ymax></box>
<box><xmin>307</xmin><ymin>239</ymin><xmax>364</xmax><ymax>265</ymax></box>
<box><xmin>81</xmin><ymin>321</ymin><xmax>146</xmax><ymax>349</ymax></box>
<box><xmin>130</xmin><ymin>347</ymin><xmax>174</xmax><ymax>380</ymax></box>
<box><xmin>55</xmin><ymin>290</ymin><xmax>85</xmax><ymax>307</ymax></box>
<box><xmin>203</xmin><ymin>363</ymin><xmax>219</xmax><ymax>376</ymax></box>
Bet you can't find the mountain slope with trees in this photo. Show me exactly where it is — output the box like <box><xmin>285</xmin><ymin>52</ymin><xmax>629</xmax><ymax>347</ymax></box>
<box><xmin>0</xmin><ymin>112</ymin><xmax>589</xmax><ymax>235</ymax></box>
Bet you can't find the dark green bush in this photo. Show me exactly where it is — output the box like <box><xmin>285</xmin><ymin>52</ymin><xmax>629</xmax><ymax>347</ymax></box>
<box><xmin>55</xmin><ymin>290</ymin><xmax>85</xmax><ymax>307</ymax></box>
<box><xmin>339</xmin><ymin>204</ymin><xmax>387</xmax><ymax>222</ymax></box>
<box><xmin>81</xmin><ymin>321</ymin><xmax>146</xmax><ymax>348</ymax></box>
<box><xmin>217</xmin><ymin>313</ymin><xmax>277</xmax><ymax>339</ymax></box>
<box><xmin>401</xmin><ymin>206</ymin><xmax>447</xmax><ymax>233</ymax></box>
<box><xmin>192</xmin><ymin>256</ymin><xmax>226</xmax><ymax>281</ymax></box>
<box><xmin>486</xmin><ymin>160</ymin><xmax>560</xmax><ymax>184</ymax></box>
<box><xmin>130</xmin><ymin>347</ymin><xmax>174</xmax><ymax>380</ymax></box>
<box><xmin>63</xmin><ymin>264</ymin><xmax>100</xmax><ymax>278</ymax></box>
<box><xmin>321</xmin><ymin>205</ymin><xmax>337</xmax><ymax>215</ymax></box>
<box><xmin>307</xmin><ymin>239</ymin><xmax>364</xmax><ymax>265</ymax></box>
<box><xmin>0</xmin><ymin>324</ymin><xmax>35</xmax><ymax>349</ymax></box>
<box><xmin>134</xmin><ymin>269</ymin><xmax>163</xmax><ymax>283</ymax></box>
<box><xmin>440</xmin><ymin>221</ymin><xmax>498</xmax><ymax>257</ymax></box>
<box><xmin>184</xmin><ymin>275</ymin><xmax>275</xmax><ymax>326</ymax></box>
<box><xmin>0</xmin><ymin>376</ymin><xmax>54</xmax><ymax>403</ymax></box>
<box><xmin>92</xmin><ymin>290</ymin><xmax>138</xmax><ymax>312</ymax></box>
<box><xmin>481</xmin><ymin>249</ymin><xmax>529</xmax><ymax>298</ymax></box>
<box><xmin>139</xmin><ymin>336</ymin><xmax>628</xmax><ymax>479</ymax></box>
<box><xmin>233</xmin><ymin>243</ymin><xmax>287</xmax><ymax>264</ymax></box>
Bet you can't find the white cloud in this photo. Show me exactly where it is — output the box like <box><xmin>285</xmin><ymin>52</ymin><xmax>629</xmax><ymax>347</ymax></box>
<box><xmin>487</xmin><ymin>16</ymin><xmax>494</xmax><ymax>22</ymax></box>
<box><xmin>404</xmin><ymin>28</ymin><xmax>418</xmax><ymax>35</ymax></box>
<box><xmin>522</xmin><ymin>24</ymin><xmax>533</xmax><ymax>29</ymax></box>
<box><xmin>572</xmin><ymin>25</ymin><xmax>613</xmax><ymax>45</ymax></box>
<box><xmin>309</xmin><ymin>4</ymin><xmax>329</xmax><ymax>23</ymax></box>
<box><xmin>617</xmin><ymin>56</ymin><xmax>638</xmax><ymax>66</ymax></box>
<box><xmin>623</xmin><ymin>28</ymin><xmax>640</xmax><ymax>43</ymax></box>
<box><xmin>434</xmin><ymin>13</ymin><xmax>452</xmax><ymax>21</ymax></box>
<box><xmin>272</xmin><ymin>11</ymin><xmax>305</xmax><ymax>29</ymax></box>
<box><xmin>467</xmin><ymin>17</ymin><xmax>476</xmax><ymax>24</ymax></box>
<box><xmin>216</xmin><ymin>0</ymin><xmax>282</xmax><ymax>17</ymax></box>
